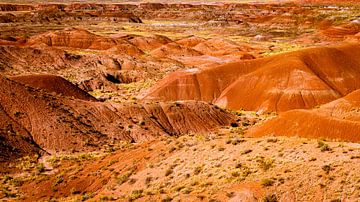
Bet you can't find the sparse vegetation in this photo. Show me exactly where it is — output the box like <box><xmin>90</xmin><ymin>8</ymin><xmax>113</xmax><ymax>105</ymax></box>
<box><xmin>318</xmin><ymin>141</ymin><xmax>332</xmax><ymax>152</ymax></box>
<box><xmin>261</xmin><ymin>178</ymin><xmax>275</xmax><ymax>187</ymax></box>
<box><xmin>165</xmin><ymin>168</ymin><xmax>173</xmax><ymax>177</ymax></box>
<box><xmin>2</xmin><ymin>2</ymin><xmax>360</xmax><ymax>202</ymax></box>
<box><xmin>258</xmin><ymin>158</ymin><xmax>275</xmax><ymax>171</ymax></box>
<box><xmin>241</xmin><ymin>149</ymin><xmax>252</xmax><ymax>155</ymax></box>
<box><xmin>81</xmin><ymin>192</ymin><xmax>94</xmax><ymax>201</ymax></box>
<box><xmin>194</xmin><ymin>166</ymin><xmax>202</xmax><ymax>175</ymax></box>
<box><xmin>129</xmin><ymin>190</ymin><xmax>143</xmax><ymax>201</ymax></box>
<box><xmin>117</xmin><ymin>170</ymin><xmax>135</xmax><ymax>185</ymax></box>
<box><xmin>322</xmin><ymin>164</ymin><xmax>332</xmax><ymax>174</ymax></box>
<box><xmin>263</xmin><ymin>194</ymin><xmax>278</xmax><ymax>202</ymax></box>
<box><xmin>1</xmin><ymin>187</ymin><xmax>17</xmax><ymax>198</ymax></box>
<box><xmin>37</xmin><ymin>163</ymin><xmax>46</xmax><ymax>173</ymax></box>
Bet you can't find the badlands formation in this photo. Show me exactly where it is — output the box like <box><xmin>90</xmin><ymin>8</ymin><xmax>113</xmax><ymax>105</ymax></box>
<box><xmin>0</xmin><ymin>0</ymin><xmax>360</xmax><ymax>201</ymax></box>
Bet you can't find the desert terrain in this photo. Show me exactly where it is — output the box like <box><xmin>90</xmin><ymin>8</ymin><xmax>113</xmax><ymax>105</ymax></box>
<box><xmin>0</xmin><ymin>0</ymin><xmax>360</xmax><ymax>201</ymax></box>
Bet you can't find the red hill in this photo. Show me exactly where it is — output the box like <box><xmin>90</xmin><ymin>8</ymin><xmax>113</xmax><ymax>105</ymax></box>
<box><xmin>0</xmin><ymin>75</ymin><xmax>235</xmax><ymax>162</ymax></box>
<box><xmin>144</xmin><ymin>43</ymin><xmax>360</xmax><ymax>112</ymax></box>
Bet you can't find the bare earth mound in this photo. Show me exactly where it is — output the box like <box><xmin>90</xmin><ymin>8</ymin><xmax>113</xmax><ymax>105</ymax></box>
<box><xmin>247</xmin><ymin>89</ymin><xmax>360</xmax><ymax>142</ymax></box>
<box><xmin>144</xmin><ymin>43</ymin><xmax>360</xmax><ymax>112</ymax></box>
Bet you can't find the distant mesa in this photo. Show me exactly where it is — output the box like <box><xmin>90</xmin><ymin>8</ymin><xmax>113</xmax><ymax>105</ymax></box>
<box><xmin>176</xmin><ymin>36</ymin><xmax>207</xmax><ymax>48</ymax></box>
<box><xmin>143</xmin><ymin>43</ymin><xmax>360</xmax><ymax>112</ymax></box>
<box><xmin>150</xmin><ymin>42</ymin><xmax>203</xmax><ymax>58</ymax></box>
<box><xmin>321</xmin><ymin>22</ymin><xmax>360</xmax><ymax>39</ymax></box>
<box><xmin>129</xmin><ymin>34</ymin><xmax>173</xmax><ymax>52</ymax></box>
<box><xmin>192</xmin><ymin>38</ymin><xmax>254</xmax><ymax>57</ymax></box>
<box><xmin>26</xmin><ymin>28</ymin><xmax>118</xmax><ymax>50</ymax></box>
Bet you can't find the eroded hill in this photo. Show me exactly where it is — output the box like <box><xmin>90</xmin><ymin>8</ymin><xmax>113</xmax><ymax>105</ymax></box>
<box><xmin>144</xmin><ymin>43</ymin><xmax>360</xmax><ymax>112</ymax></box>
<box><xmin>0</xmin><ymin>75</ymin><xmax>236</xmax><ymax>162</ymax></box>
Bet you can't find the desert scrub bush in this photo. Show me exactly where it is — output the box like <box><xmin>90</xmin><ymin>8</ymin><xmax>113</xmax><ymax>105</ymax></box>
<box><xmin>52</xmin><ymin>172</ymin><xmax>65</xmax><ymax>187</ymax></box>
<box><xmin>81</xmin><ymin>192</ymin><xmax>94</xmax><ymax>201</ymax></box>
<box><xmin>17</xmin><ymin>155</ymin><xmax>38</xmax><ymax>171</ymax></box>
<box><xmin>218</xmin><ymin>147</ymin><xmax>225</xmax><ymax>151</ymax></box>
<box><xmin>242</xmin><ymin>166</ymin><xmax>252</xmax><ymax>177</ymax></box>
<box><xmin>267</xmin><ymin>138</ymin><xmax>278</xmax><ymax>143</ymax></box>
<box><xmin>128</xmin><ymin>178</ymin><xmax>137</xmax><ymax>185</ymax></box>
<box><xmin>1</xmin><ymin>187</ymin><xmax>17</xmax><ymax>198</ymax></box>
<box><xmin>190</xmin><ymin>180</ymin><xmax>199</xmax><ymax>186</ymax></box>
<box><xmin>309</xmin><ymin>157</ymin><xmax>317</xmax><ymax>162</ymax></box>
<box><xmin>261</xmin><ymin>178</ymin><xmax>275</xmax><ymax>187</ymax></box>
<box><xmin>37</xmin><ymin>163</ymin><xmax>46</xmax><ymax>173</ymax></box>
<box><xmin>3</xmin><ymin>176</ymin><xmax>24</xmax><ymax>187</ymax></box>
<box><xmin>322</xmin><ymin>164</ymin><xmax>332</xmax><ymax>174</ymax></box>
<box><xmin>13</xmin><ymin>111</ymin><xmax>21</xmax><ymax>117</ymax></box>
<box><xmin>145</xmin><ymin>177</ymin><xmax>152</xmax><ymax>186</ymax></box>
<box><xmin>165</xmin><ymin>168</ymin><xmax>173</xmax><ymax>176</ymax></box>
<box><xmin>161</xmin><ymin>196</ymin><xmax>173</xmax><ymax>202</ymax></box>
<box><xmin>194</xmin><ymin>166</ymin><xmax>203</xmax><ymax>175</ymax></box>
<box><xmin>168</xmin><ymin>146</ymin><xmax>176</xmax><ymax>153</ymax></box>
<box><xmin>241</xmin><ymin>149</ymin><xmax>252</xmax><ymax>155</ymax></box>
<box><xmin>226</xmin><ymin>192</ymin><xmax>235</xmax><ymax>198</ymax></box>
<box><xmin>230</xmin><ymin>170</ymin><xmax>241</xmax><ymax>177</ymax></box>
<box><xmin>181</xmin><ymin>187</ymin><xmax>192</xmax><ymax>194</ymax></box>
<box><xmin>70</xmin><ymin>187</ymin><xmax>81</xmax><ymax>195</ymax></box>
<box><xmin>263</xmin><ymin>194</ymin><xmax>278</xmax><ymax>202</ymax></box>
<box><xmin>129</xmin><ymin>190</ymin><xmax>143</xmax><ymax>201</ymax></box>
<box><xmin>318</xmin><ymin>140</ymin><xmax>331</xmax><ymax>152</ymax></box>
<box><xmin>258</xmin><ymin>158</ymin><xmax>275</xmax><ymax>171</ymax></box>
<box><xmin>116</xmin><ymin>170</ymin><xmax>134</xmax><ymax>185</ymax></box>
<box><xmin>100</xmin><ymin>195</ymin><xmax>115</xmax><ymax>201</ymax></box>
<box><xmin>174</xmin><ymin>185</ymin><xmax>185</xmax><ymax>192</ymax></box>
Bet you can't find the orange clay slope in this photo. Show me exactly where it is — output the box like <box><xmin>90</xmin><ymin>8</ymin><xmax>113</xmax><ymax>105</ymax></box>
<box><xmin>143</xmin><ymin>43</ymin><xmax>360</xmax><ymax>112</ymax></box>
<box><xmin>10</xmin><ymin>74</ymin><xmax>97</xmax><ymax>101</ymax></box>
<box><xmin>247</xmin><ymin>89</ymin><xmax>360</xmax><ymax>142</ymax></box>
<box><xmin>0</xmin><ymin>105</ymin><xmax>42</xmax><ymax>163</ymax></box>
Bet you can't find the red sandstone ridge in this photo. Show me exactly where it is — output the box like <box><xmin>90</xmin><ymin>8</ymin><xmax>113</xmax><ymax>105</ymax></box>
<box><xmin>143</xmin><ymin>43</ymin><xmax>360</xmax><ymax>112</ymax></box>
<box><xmin>247</xmin><ymin>89</ymin><xmax>360</xmax><ymax>142</ymax></box>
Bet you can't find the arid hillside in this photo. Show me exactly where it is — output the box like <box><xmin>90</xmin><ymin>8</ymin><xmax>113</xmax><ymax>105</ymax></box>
<box><xmin>1</xmin><ymin>1</ymin><xmax>360</xmax><ymax>202</ymax></box>
<box><xmin>144</xmin><ymin>43</ymin><xmax>360</xmax><ymax>112</ymax></box>
<box><xmin>0</xmin><ymin>74</ymin><xmax>236</xmax><ymax>161</ymax></box>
